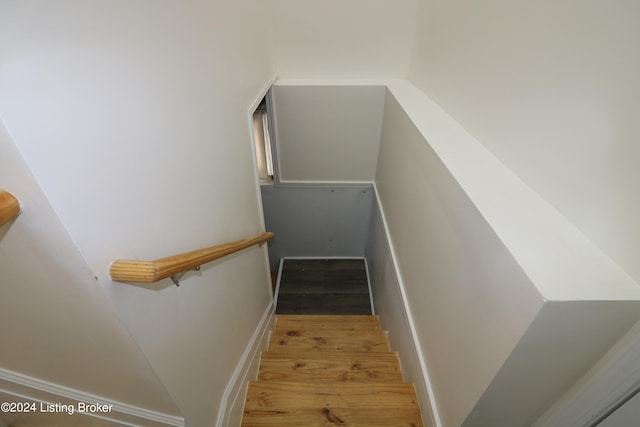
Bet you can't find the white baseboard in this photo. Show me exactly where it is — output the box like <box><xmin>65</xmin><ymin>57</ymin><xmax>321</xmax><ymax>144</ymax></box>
<box><xmin>363</xmin><ymin>258</ymin><xmax>376</xmax><ymax>316</ymax></box>
<box><xmin>0</xmin><ymin>369</ymin><xmax>184</xmax><ymax>426</ymax></box>
<box><xmin>274</xmin><ymin>180</ymin><xmax>374</xmax><ymax>188</ymax></box>
<box><xmin>216</xmin><ymin>301</ymin><xmax>275</xmax><ymax>427</ymax></box>
<box><xmin>369</xmin><ymin>183</ymin><xmax>442</xmax><ymax>427</ymax></box>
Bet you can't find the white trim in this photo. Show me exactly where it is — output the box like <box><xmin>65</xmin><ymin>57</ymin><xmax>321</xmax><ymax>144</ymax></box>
<box><xmin>248</xmin><ymin>72</ymin><xmax>278</xmax><ymax>233</ymax></box>
<box><xmin>248</xmin><ymin>73</ymin><xmax>278</xmax><ymax>118</ymax></box>
<box><xmin>273</xmin><ymin>257</ymin><xmax>285</xmax><ymax>309</ymax></box>
<box><xmin>264</xmin><ymin>88</ymin><xmax>280</xmax><ymax>186</ymax></box>
<box><xmin>533</xmin><ymin>319</ymin><xmax>640</xmax><ymax>427</ymax></box>
<box><xmin>363</xmin><ymin>257</ymin><xmax>376</xmax><ymax>315</ymax></box>
<box><xmin>273</xmin><ymin>78</ymin><xmax>394</xmax><ymax>87</ymax></box>
<box><xmin>372</xmin><ymin>182</ymin><xmax>442</xmax><ymax>427</ymax></box>
<box><xmin>275</xmin><ymin>180</ymin><xmax>374</xmax><ymax>189</ymax></box>
<box><xmin>281</xmin><ymin>256</ymin><xmax>368</xmax><ymax>260</ymax></box>
<box><xmin>0</xmin><ymin>369</ymin><xmax>184</xmax><ymax>426</ymax></box>
<box><xmin>216</xmin><ymin>301</ymin><xmax>275</xmax><ymax>427</ymax></box>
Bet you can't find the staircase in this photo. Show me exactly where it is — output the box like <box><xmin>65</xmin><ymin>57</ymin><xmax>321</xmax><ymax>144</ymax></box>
<box><xmin>241</xmin><ymin>314</ymin><xmax>423</xmax><ymax>426</ymax></box>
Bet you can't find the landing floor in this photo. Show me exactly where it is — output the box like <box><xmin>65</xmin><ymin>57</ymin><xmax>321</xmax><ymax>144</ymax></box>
<box><xmin>275</xmin><ymin>258</ymin><xmax>372</xmax><ymax>315</ymax></box>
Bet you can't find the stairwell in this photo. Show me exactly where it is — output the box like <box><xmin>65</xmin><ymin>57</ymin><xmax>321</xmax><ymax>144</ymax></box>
<box><xmin>241</xmin><ymin>314</ymin><xmax>423</xmax><ymax>426</ymax></box>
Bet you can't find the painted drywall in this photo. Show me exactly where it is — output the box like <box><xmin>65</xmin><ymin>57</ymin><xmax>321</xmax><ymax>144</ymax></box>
<box><xmin>408</xmin><ymin>5</ymin><xmax>640</xmax><ymax>422</ymax></box>
<box><xmin>375</xmin><ymin>89</ymin><xmax>543</xmax><ymax>426</ymax></box>
<box><xmin>598</xmin><ymin>388</ymin><xmax>640</xmax><ymax>427</ymax></box>
<box><xmin>0</xmin><ymin>120</ymin><xmax>180</xmax><ymax>421</ymax></box>
<box><xmin>270</xmin><ymin>0</ymin><xmax>420</xmax><ymax>79</ymax></box>
<box><xmin>533</xmin><ymin>315</ymin><xmax>640</xmax><ymax>426</ymax></box>
<box><xmin>463</xmin><ymin>301</ymin><xmax>640</xmax><ymax>427</ymax></box>
<box><xmin>261</xmin><ymin>185</ymin><xmax>375</xmax><ymax>270</ymax></box>
<box><xmin>0</xmin><ymin>2</ymin><xmax>275</xmax><ymax>425</ymax></box>
<box><xmin>387</xmin><ymin>82</ymin><xmax>640</xmax><ymax>302</ymax></box>
<box><xmin>271</xmin><ymin>84</ymin><xmax>385</xmax><ymax>183</ymax></box>
<box><xmin>408</xmin><ymin>0</ymin><xmax>640</xmax><ymax>287</ymax></box>
<box><xmin>365</xmin><ymin>198</ymin><xmax>436</xmax><ymax>427</ymax></box>
<box><xmin>375</xmin><ymin>82</ymin><xmax>640</xmax><ymax>426</ymax></box>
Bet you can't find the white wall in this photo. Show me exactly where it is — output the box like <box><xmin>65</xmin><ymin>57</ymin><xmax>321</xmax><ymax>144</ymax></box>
<box><xmin>0</xmin><ymin>1</ymin><xmax>276</xmax><ymax>425</ymax></box>
<box><xmin>376</xmin><ymin>87</ymin><xmax>543</xmax><ymax>426</ymax></box>
<box><xmin>408</xmin><ymin>4</ymin><xmax>640</xmax><ymax>422</ymax></box>
<box><xmin>599</xmin><ymin>391</ymin><xmax>640</xmax><ymax>427</ymax></box>
<box><xmin>365</xmin><ymin>200</ymin><xmax>437</xmax><ymax>427</ymax></box>
<box><xmin>272</xmin><ymin>84</ymin><xmax>385</xmax><ymax>183</ymax></box>
<box><xmin>270</xmin><ymin>0</ymin><xmax>419</xmax><ymax>79</ymax></box>
<box><xmin>0</xmin><ymin>120</ymin><xmax>180</xmax><ymax>420</ymax></box>
<box><xmin>408</xmin><ymin>0</ymin><xmax>640</xmax><ymax>286</ymax></box>
<box><xmin>374</xmin><ymin>82</ymin><xmax>640</xmax><ymax>427</ymax></box>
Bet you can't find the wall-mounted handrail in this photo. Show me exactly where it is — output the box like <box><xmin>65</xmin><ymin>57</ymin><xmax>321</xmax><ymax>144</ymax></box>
<box><xmin>110</xmin><ymin>231</ymin><xmax>274</xmax><ymax>285</ymax></box>
<box><xmin>0</xmin><ymin>190</ymin><xmax>20</xmax><ymax>227</ymax></box>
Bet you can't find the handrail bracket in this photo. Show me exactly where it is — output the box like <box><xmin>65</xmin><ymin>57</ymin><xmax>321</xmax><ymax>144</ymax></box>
<box><xmin>171</xmin><ymin>266</ymin><xmax>201</xmax><ymax>287</ymax></box>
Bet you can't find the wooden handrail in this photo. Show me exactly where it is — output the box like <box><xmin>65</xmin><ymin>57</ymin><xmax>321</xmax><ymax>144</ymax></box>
<box><xmin>110</xmin><ymin>231</ymin><xmax>274</xmax><ymax>284</ymax></box>
<box><xmin>0</xmin><ymin>190</ymin><xmax>20</xmax><ymax>227</ymax></box>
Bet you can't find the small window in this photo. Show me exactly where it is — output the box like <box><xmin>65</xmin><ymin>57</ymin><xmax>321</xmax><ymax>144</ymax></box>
<box><xmin>253</xmin><ymin>97</ymin><xmax>274</xmax><ymax>183</ymax></box>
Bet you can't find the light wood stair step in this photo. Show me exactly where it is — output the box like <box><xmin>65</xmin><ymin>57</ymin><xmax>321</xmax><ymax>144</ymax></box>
<box><xmin>242</xmin><ymin>407</ymin><xmax>422</xmax><ymax>426</ymax></box>
<box><xmin>258</xmin><ymin>351</ymin><xmax>403</xmax><ymax>383</ymax></box>
<box><xmin>268</xmin><ymin>331</ymin><xmax>390</xmax><ymax>353</ymax></box>
<box><xmin>271</xmin><ymin>328</ymin><xmax>387</xmax><ymax>338</ymax></box>
<box><xmin>275</xmin><ymin>314</ymin><xmax>381</xmax><ymax>332</ymax></box>
<box><xmin>242</xmin><ymin>315</ymin><xmax>423</xmax><ymax>426</ymax></box>
<box><xmin>245</xmin><ymin>380</ymin><xmax>420</xmax><ymax>408</ymax></box>
<box><xmin>244</xmin><ymin>382</ymin><xmax>421</xmax><ymax>426</ymax></box>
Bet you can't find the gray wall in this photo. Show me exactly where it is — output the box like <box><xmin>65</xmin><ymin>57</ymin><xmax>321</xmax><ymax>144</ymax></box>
<box><xmin>261</xmin><ymin>185</ymin><xmax>375</xmax><ymax>270</ymax></box>
<box><xmin>271</xmin><ymin>84</ymin><xmax>385</xmax><ymax>183</ymax></box>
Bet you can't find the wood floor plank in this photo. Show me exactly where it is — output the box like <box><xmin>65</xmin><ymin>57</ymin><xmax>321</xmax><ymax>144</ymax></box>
<box><xmin>258</xmin><ymin>352</ymin><xmax>402</xmax><ymax>383</ymax></box>
<box><xmin>277</xmin><ymin>278</ymin><xmax>369</xmax><ymax>294</ymax></box>
<box><xmin>281</xmin><ymin>259</ymin><xmax>367</xmax><ymax>272</ymax></box>
<box><xmin>276</xmin><ymin>292</ymin><xmax>372</xmax><ymax>315</ymax></box>
<box><xmin>276</xmin><ymin>258</ymin><xmax>373</xmax><ymax>315</ymax></box>
<box><xmin>268</xmin><ymin>332</ymin><xmax>390</xmax><ymax>353</ymax></box>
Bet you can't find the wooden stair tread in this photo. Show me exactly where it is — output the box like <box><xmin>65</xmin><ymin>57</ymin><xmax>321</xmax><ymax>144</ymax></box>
<box><xmin>242</xmin><ymin>407</ymin><xmax>422</xmax><ymax>426</ymax></box>
<box><xmin>260</xmin><ymin>351</ymin><xmax>400</xmax><ymax>361</ymax></box>
<box><xmin>242</xmin><ymin>315</ymin><xmax>423</xmax><ymax>426</ymax></box>
<box><xmin>269</xmin><ymin>331</ymin><xmax>390</xmax><ymax>353</ymax></box>
<box><xmin>258</xmin><ymin>352</ymin><xmax>402</xmax><ymax>383</ymax></box>
<box><xmin>271</xmin><ymin>328</ymin><xmax>387</xmax><ymax>338</ymax></box>
<box><xmin>275</xmin><ymin>314</ymin><xmax>381</xmax><ymax>331</ymax></box>
<box><xmin>245</xmin><ymin>381</ymin><xmax>419</xmax><ymax>409</ymax></box>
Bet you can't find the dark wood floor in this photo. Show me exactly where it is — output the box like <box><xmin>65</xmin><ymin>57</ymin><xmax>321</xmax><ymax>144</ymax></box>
<box><xmin>275</xmin><ymin>259</ymin><xmax>372</xmax><ymax>315</ymax></box>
